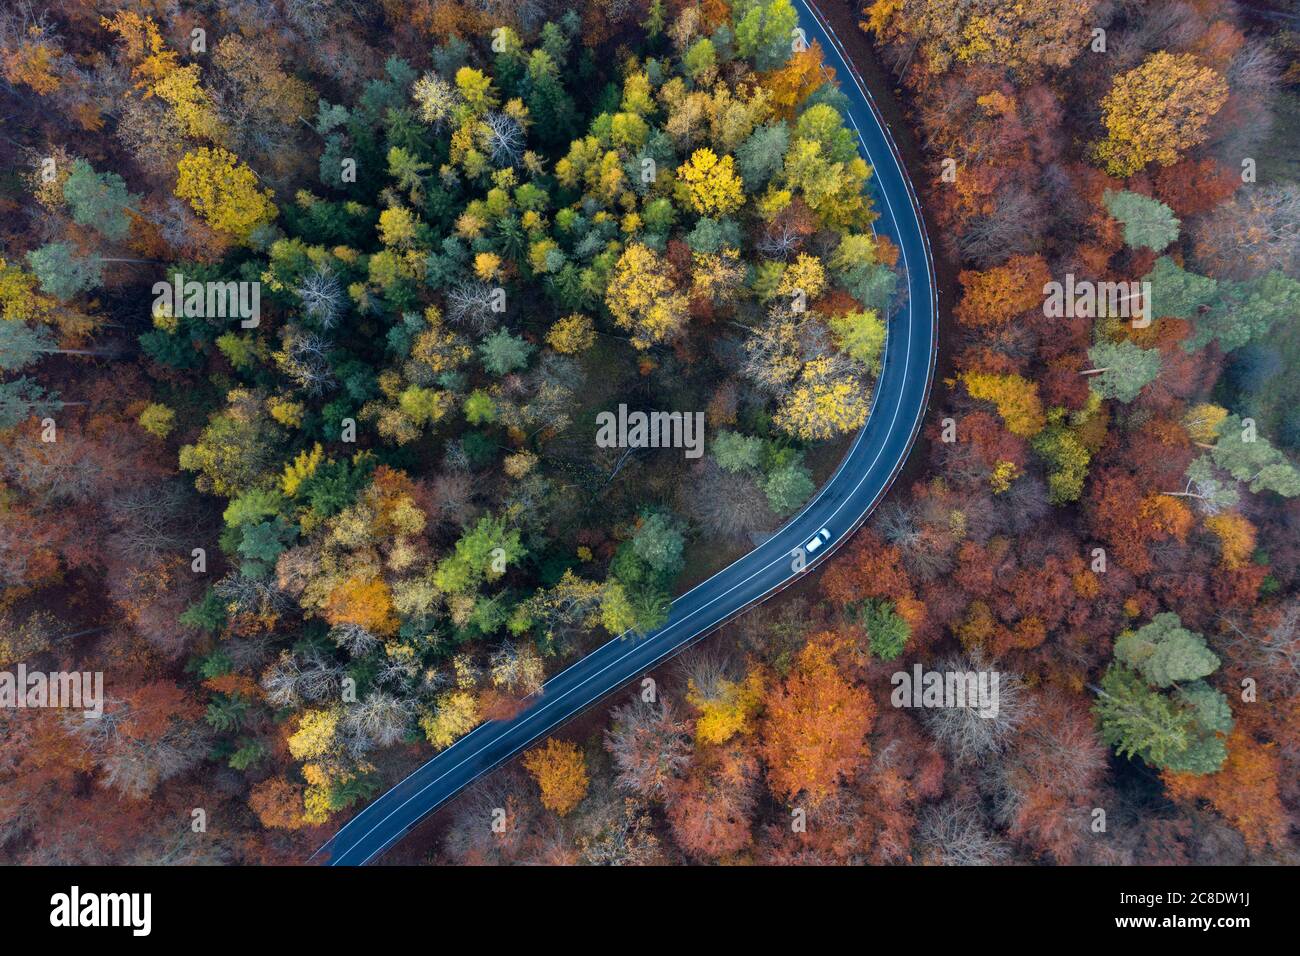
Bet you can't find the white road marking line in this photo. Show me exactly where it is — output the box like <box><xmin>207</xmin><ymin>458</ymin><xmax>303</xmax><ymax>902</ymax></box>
<box><xmin>326</xmin><ymin>0</ymin><xmax>939</xmax><ymax>864</ymax></box>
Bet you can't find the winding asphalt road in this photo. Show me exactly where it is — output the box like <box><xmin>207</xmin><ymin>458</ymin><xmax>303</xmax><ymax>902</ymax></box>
<box><xmin>317</xmin><ymin>0</ymin><xmax>938</xmax><ymax>865</ymax></box>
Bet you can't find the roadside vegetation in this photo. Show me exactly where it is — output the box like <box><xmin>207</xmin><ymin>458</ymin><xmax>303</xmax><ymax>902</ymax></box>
<box><xmin>0</xmin><ymin>0</ymin><xmax>902</xmax><ymax>856</ymax></box>
<box><xmin>0</xmin><ymin>0</ymin><xmax>1296</xmax><ymax>866</ymax></box>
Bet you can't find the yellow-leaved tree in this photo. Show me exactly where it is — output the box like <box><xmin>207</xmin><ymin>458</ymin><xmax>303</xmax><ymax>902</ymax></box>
<box><xmin>175</xmin><ymin>147</ymin><xmax>276</xmax><ymax>242</ymax></box>
<box><xmin>1204</xmin><ymin>512</ymin><xmax>1256</xmax><ymax>570</ymax></box>
<box><xmin>420</xmin><ymin>691</ymin><xmax>481</xmax><ymax>749</ymax></box>
<box><xmin>775</xmin><ymin>252</ymin><xmax>827</xmax><ymax>301</ymax></box>
<box><xmin>523</xmin><ymin>738</ymin><xmax>589</xmax><ymax>815</ymax></box>
<box><xmin>676</xmin><ymin>147</ymin><xmax>746</xmax><ymax>216</ymax></box>
<box><xmin>1094</xmin><ymin>52</ymin><xmax>1228</xmax><ymax>177</ymax></box>
<box><xmin>605</xmin><ymin>242</ymin><xmax>690</xmax><ymax>349</ymax></box>
<box><xmin>546</xmin><ymin>313</ymin><xmax>597</xmax><ymax>354</ymax></box>
<box><xmin>775</xmin><ymin>357</ymin><xmax>871</xmax><ymax>440</ymax></box>
<box><xmin>688</xmin><ymin>667</ymin><xmax>765</xmax><ymax>745</ymax></box>
<box><xmin>962</xmin><ymin>371</ymin><xmax>1047</xmax><ymax>438</ymax></box>
<box><xmin>287</xmin><ymin>706</ymin><xmax>349</xmax><ymax>823</ymax></box>
<box><xmin>149</xmin><ymin>65</ymin><xmax>227</xmax><ymax>143</ymax></box>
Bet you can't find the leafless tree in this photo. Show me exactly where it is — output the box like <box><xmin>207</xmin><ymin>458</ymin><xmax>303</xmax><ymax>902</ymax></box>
<box><xmin>278</xmin><ymin>329</ymin><xmax>336</xmax><ymax>394</ymax></box>
<box><xmin>874</xmin><ymin>500</ymin><xmax>920</xmax><ymax>550</ymax></box>
<box><xmin>757</xmin><ymin>220</ymin><xmax>804</xmax><ymax>260</ymax></box>
<box><xmin>104</xmin><ymin>481</ymin><xmax>201</xmax><ymax>567</ymax></box>
<box><xmin>442</xmin><ymin>439</ymin><xmax>472</xmax><ymax>472</ymax></box>
<box><xmin>113</xmin><ymin>97</ymin><xmax>186</xmax><ymax>178</ymax></box>
<box><xmin>330</xmin><ymin>623</ymin><xmax>380</xmax><ymax>657</ymax></box>
<box><xmin>259</xmin><ymin>657</ymin><xmax>303</xmax><ymax>711</ymax></box>
<box><xmin>339</xmin><ymin>692</ymin><xmax>414</xmax><ymax>754</ymax></box>
<box><xmin>576</xmin><ymin>793</ymin><xmax>664</xmax><ymax>865</ymax></box>
<box><xmin>278</xmin><ymin>0</ymin><xmax>367</xmax><ymax>41</ymax></box>
<box><xmin>922</xmin><ymin>654</ymin><xmax>1032</xmax><ymax>766</ymax></box>
<box><xmin>604</xmin><ymin>697</ymin><xmax>692</xmax><ymax>800</ymax></box>
<box><xmin>0</xmin><ymin>431</ymin><xmax>107</xmax><ymax>505</ymax></box>
<box><xmin>599</xmin><ymin>0</ymin><xmax>641</xmax><ymax>23</ymax></box>
<box><xmin>1192</xmin><ymin>182</ymin><xmax>1299</xmax><ymax>281</ymax></box>
<box><xmin>220</xmin><ymin>633</ymin><xmax>275</xmax><ymax>675</ymax></box>
<box><xmin>914</xmin><ymin>799</ymin><xmax>1013</xmax><ymax>865</ymax></box>
<box><xmin>423</xmin><ymin>471</ymin><xmax>480</xmax><ymax>531</ymax></box>
<box><xmin>1217</xmin><ymin>601</ymin><xmax>1300</xmax><ymax>699</ymax></box>
<box><xmin>374</xmin><ymin>652</ymin><xmax>421</xmax><ymax>692</ymax></box>
<box><xmin>483</xmin><ymin>111</ymin><xmax>525</xmax><ymax>166</ymax></box>
<box><xmin>214</xmin><ymin>572</ymin><xmax>291</xmax><ymax>622</ymax></box>
<box><xmin>467</xmin><ymin>0</ymin><xmax>550</xmax><ymax>33</ymax></box>
<box><xmin>296</xmin><ymin>267</ymin><xmax>345</xmax><ymax>328</ymax></box>
<box><xmin>260</xmin><ymin>648</ymin><xmax>344</xmax><ymax>709</ymax></box>
<box><xmin>1227</xmin><ymin>38</ymin><xmax>1281</xmax><ymax>101</ymax></box>
<box><xmin>442</xmin><ymin>768</ymin><xmax>540</xmax><ymax>864</ymax></box>
<box><xmin>899</xmin><ymin>532</ymin><xmax>955</xmax><ymax>583</ymax></box>
<box><xmin>535</xmin><ymin>352</ymin><xmax>585</xmax><ymax>395</ymax></box>
<box><xmin>127</xmin><ymin>818</ymin><xmax>236</xmax><ymax>865</ymax></box>
<box><xmin>740</xmin><ymin>308</ymin><xmax>803</xmax><ymax>396</ymax></box>
<box><xmin>208</xmin><ymin>53</ymin><xmax>306</xmax><ymax>187</ymax></box>
<box><xmin>445</xmin><ymin>281</ymin><xmax>501</xmax><ymax>335</ymax></box>
<box><xmin>1208</xmin><ymin>39</ymin><xmax>1281</xmax><ymax>166</ymax></box>
<box><xmin>64</xmin><ymin>697</ymin><xmax>212</xmax><ymax>800</ymax></box>
<box><xmin>148</xmin><ymin>197</ymin><xmax>214</xmax><ymax>258</ymax></box>
<box><xmin>931</xmin><ymin>437</ymin><xmax>989</xmax><ymax>487</ymax></box>
<box><xmin>956</xmin><ymin>183</ymin><xmax>1044</xmax><ymax>267</ymax></box>
<box><xmin>489</xmin><ymin>641</ymin><xmax>546</xmax><ymax>697</ymax></box>
<box><xmin>983</xmin><ymin>691</ymin><xmax>1108</xmax><ymax>840</ymax></box>
<box><xmin>96</xmin><ymin>724</ymin><xmax>212</xmax><ymax>800</ymax></box>
<box><xmin>676</xmin><ymin>646</ymin><xmax>739</xmax><ymax>704</ymax></box>
<box><xmin>681</xmin><ymin>458</ymin><xmax>775</xmax><ymax>539</ymax></box>
<box><xmin>1110</xmin><ymin>1</ymin><xmax>1205</xmax><ymax>71</ymax></box>
<box><xmin>504</xmin><ymin>353</ymin><xmax>582</xmax><ymax>438</ymax></box>
<box><xmin>734</xmin><ymin>595</ymin><xmax>821</xmax><ymax>660</ymax></box>
<box><xmin>997</xmin><ymin>475</ymin><xmax>1051</xmax><ymax>535</ymax></box>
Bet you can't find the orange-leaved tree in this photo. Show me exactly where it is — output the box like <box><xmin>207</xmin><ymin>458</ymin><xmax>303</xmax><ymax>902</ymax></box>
<box><xmin>523</xmin><ymin>738</ymin><xmax>589</xmax><ymax>816</ymax></box>
<box><xmin>760</xmin><ymin>635</ymin><xmax>875</xmax><ymax>806</ymax></box>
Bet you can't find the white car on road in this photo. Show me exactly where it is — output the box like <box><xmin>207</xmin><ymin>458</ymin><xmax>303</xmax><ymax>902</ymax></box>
<box><xmin>804</xmin><ymin>527</ymin><xmax>831</xmax><ymax>554</ymax></box>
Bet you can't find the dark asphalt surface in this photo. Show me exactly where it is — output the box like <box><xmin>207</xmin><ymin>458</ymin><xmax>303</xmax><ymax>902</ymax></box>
<box><xmin>317</xmin><ymin>0</ymin><xmax>938</xmax><ymax>865</ymax></box>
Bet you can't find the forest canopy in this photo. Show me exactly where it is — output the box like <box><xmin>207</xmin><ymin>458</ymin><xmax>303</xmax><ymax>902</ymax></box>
<box><xmin>0</xmin><ymin>0</ymin><xmax>901</xmax><ymax>845</ymax></box>
<box><xmin>0</xmin><ymin>0</ymin><xmax>1297</xmax><ymax>867</ymax></box>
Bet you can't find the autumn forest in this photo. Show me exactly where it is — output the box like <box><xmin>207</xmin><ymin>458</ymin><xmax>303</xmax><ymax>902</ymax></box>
<box><xmin>0</xmin><ymin>0</ymin><xmax>1298</xmax><ymax>871</ymax></box>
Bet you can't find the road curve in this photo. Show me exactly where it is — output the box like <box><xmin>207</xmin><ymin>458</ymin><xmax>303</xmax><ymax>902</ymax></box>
<box><xmin>317</xmin><ymin>0</ymin><xmax>938</xmax><ymax>865</ymax></box>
